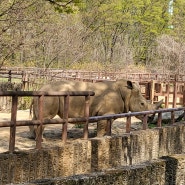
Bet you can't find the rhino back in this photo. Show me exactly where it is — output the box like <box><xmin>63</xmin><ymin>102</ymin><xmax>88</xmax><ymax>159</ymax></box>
<box><xmin>37</xmin><ymin>80</ymin><xmax>129</xmax><ymax>118</ymax></box>
<box><xmin>54</xmin><ymin>80</ymin><xmax>116</xmax><ymax>117</ymax></box>
<box><xmin>42</xmin><ymin>80</ymin><xmax>114</xmax><ymax>93</ymax></box>
<box><xmin>32</xmin><ymin>96</ymin><xmax>59</xmax><ymax>120</ymax></box>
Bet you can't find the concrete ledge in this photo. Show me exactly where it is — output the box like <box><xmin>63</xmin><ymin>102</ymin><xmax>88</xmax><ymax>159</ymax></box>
<box><xmin>20</xmin><ymin>154</ymin><xmax>185</xmax><ymax>185</ymax></box>
<box><xmin>1</xmin><ymin>123</ymin><xmax>185</xmax><ymax>184</ymax></box>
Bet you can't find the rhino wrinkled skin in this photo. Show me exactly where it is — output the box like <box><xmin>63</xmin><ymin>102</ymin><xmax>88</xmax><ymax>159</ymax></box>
<box><xmin>29</xmin><ymin>79</ymin><xmax>162</xmax><ymax>139</ymax></box>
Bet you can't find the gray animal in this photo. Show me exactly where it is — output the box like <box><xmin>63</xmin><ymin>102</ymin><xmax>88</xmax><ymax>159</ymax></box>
<box><xmin>29</xmin><ymin>79</ymin><xmax>163</xmax><ymax>139</ymax></box>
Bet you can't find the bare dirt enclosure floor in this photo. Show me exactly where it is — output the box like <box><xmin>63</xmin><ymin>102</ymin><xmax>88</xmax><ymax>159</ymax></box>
<box><xmin>0</xmin><ymin>110</ymin><xmax>142</xmax><ymax>153</ymax></box>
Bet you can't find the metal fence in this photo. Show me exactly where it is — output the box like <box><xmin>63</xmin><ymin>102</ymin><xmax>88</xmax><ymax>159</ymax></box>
<box><xmin>0</xmin><ymin>91</ymin><xmax>95</xmax><ymax>153</ymax></box>
<box><xmin>2</xmin><ymin>67</ymin><xmax>185</xmax><ymax>84</ymax></box>
<box><xmin>0</xmin><ymin>91</ymin><xmax>185</xmax><ymax>154</ymax></box>
<box><xmin>1</xmin><ymin>68</ymin><xmax>185</xmax><ymax>110</ymax></box>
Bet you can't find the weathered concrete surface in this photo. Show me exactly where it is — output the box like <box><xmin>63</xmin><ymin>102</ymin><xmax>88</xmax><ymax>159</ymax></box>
<box><xmin>0</xmin><ymin>123</ymin><xmax>185</xmax><ymax>184</ymax></box>
<box><xmin>14</xmin><ymin>154</ymin><xmax>185</xmax><ymax>185</ymax></box>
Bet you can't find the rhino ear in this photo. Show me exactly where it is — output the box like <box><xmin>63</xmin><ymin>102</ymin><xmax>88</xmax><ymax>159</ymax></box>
<box><xmin>127</xmin><ymin>81</ymin><xmax>133</xmax><ymax>89</ymax></box>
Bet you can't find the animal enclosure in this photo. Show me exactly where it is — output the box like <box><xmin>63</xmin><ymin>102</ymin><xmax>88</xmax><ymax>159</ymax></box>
<box><xmin>1</xmin><ymin>68</ymin><xmax>185</xmax><ymax>184</ymax></box>
<box><xmin>140</xmin><ymin>80</ymin><xmax>185</xmax><ymax>108</ymax></box>
<box><xmin>0</xmin><ymin>90</ymin><xmax>185</xmax><ymax>154</ymax></box>
<box><xmin>1</xmin><ymin>68</ymin><xmax>185</xmax><ymax>111</ymax></box>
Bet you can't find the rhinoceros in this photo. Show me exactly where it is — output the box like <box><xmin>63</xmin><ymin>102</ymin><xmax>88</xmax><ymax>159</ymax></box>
<box><xmin>29</xmin><ymin>79</ymin><xmax>163</xmax><ymax>138</ymax></box>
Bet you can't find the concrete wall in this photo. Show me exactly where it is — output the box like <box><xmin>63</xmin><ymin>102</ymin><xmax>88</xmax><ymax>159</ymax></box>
<box><xmin>0</xmin><ymin>123</ymin><xmax>185</xmax><ymax>184</ymax></box>
<box><xmin>26</xmin><ymin>154</ymin><xmax>185</xmax><ymax>185</ymax></box>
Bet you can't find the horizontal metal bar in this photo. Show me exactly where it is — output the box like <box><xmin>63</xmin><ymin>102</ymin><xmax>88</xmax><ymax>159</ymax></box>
<box><xmin>89</xmin><ymin>107</ymin><xmax>185</xmax><ymax>121</ymax></box>
<box><xmin>1</xmin><ymin>107</ymin><xmax>185</xmax><ymax>128</ymax></box>
<box><xmin>0</xmin><ymin>91</ymin><xmax>95</xmax><ymax>96</ymax></box>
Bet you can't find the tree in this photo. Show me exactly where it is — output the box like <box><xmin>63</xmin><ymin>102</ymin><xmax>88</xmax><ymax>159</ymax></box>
<box><xmin>0</xmin><ymin>0</ymin><xmax>86</xmax><ymax>68</ymax></box>
<box><xmin>81</xmin><ymin>0</ymin><xmax>170</xmax><ymax>66</ymax></box>
<box><xmin>81</xmin><ymin>0</ymin><xmax>129</xmax><ymax>64</ymax></box>
<box><xmin>0</xmin><ymin>0</ymin><xmax>84</xmax><ymax>68</ymax></box>
<box><xmin>126</xmin><ymin>0</ymin><xmax>170</xmax><ymax>65</ymax></box>
<box><xmin>0</xmin><ymin>0</ymin><xmax>35</xmax><ymax>67</ymax></box>
<box><xmin>170</xmin><ymin>0</ymin><xmax>185</xmax><ymax>41</ymax></box>
<box><xmin>149</xmin><ymin>0</ymin><xmax>185</xmax><ymax>73</ymax></box>
<box><xmin>0</xmin><ymin>0</ymin><xmax>185</xmax><ymax>70</ymax></box>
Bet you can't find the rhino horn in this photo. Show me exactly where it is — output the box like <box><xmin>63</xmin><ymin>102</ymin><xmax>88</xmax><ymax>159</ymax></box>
<box><xmin>147</xmin><ymin>99</ymin><xmax>163</xmax><ymax>122</ymax></box>
<box><xmin>154</xmin><ymin>99</ymin><xmax>163</xmax><ymax>109</ymax></box>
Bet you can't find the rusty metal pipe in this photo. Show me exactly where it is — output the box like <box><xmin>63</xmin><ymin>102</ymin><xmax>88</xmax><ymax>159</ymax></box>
<box><xmin>0</xmin><ymin>91</ymin><xmax>95</xmax><ymax>96</ymax></box>
<box><xmin>171</xmin><ymin>111</ymin><xmax>175</xmax><ymax>124</ymax></box>
<box><xmin>36</xmin><ymin>95</ymin><xmax>44</xmax><ymax>149</ymax></box>
<box><xmin>157</xmin><ymin>112</ymin><xmax>162</xmax><ymax>127</ymax></box>
<box><xmin>1</xmin><ymin>108</ymin><xmax>185</xmax><ymax>127</ymax></box>
<box><xmin>62</xmin><ymin>95</ymin><xmax>69</xmax><ymax>143</ymax></box>
<box><xmin>126</xmin><ymin>116</ymin><xmax>131</xmax><ymax>133</ymax></box>
<box><xmin>106</xmin><ymin>119</ymin><xmax>112</xmax><ymax>136</ymax></box>
<box><xmin>9</xmin><ymin>95</ymin><xmax>18</xmax><ymax>153</ymax></box>
<box><xmin>142</xmin><ymin>114</ymin><xmax>148</xmax><ymax>130</ymax></box>
<box><xmin>83</xmin><ymin>95</ymin><xmax>90</xmax><ymax>139</ymax></box>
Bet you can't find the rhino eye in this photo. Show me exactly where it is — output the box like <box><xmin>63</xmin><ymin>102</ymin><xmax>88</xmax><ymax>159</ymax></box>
<box><xmin>141</xmin><ymin>102</ymin><xmax>145</xmax><ymax>106</ymax></box>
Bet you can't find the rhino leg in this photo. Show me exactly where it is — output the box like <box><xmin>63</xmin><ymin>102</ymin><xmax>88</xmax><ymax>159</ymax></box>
<box><xmin>28</xmin><ymin>111</ymin><xmax>38</xmax><ymax>139</ymax></box>
<box><xmin>28</xmin><ymin>113</ymin><xmax>45</xmax><ymax>139</ymax></box>
<box><xmin>28</xmin><ymin>125</ymin><xmax>37</xmax><ymax>139</ymax></box>
<box><xmin>29</xmin><ymin>96</ymin><xmax>59</xmax><ymax>140</ymax></box>
<box><xmin>29</xmin><ymin>125</ymin><xmax>45</xmax><ymax>140</ymax></box>
<box><xmin>97</xmin><ymin>120</ymin><xmax>108</xmax><ymax>137</ymax></box>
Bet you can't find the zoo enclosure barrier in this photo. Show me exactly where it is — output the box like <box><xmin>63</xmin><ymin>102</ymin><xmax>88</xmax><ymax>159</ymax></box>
<box><xmin>139</xmin><ymin>80</ymin><xmax>185</xmax><ymax>108</ymax></box>
<box><xmin>0</xmin><ymin>91</ymin><xmax>185</xmax><ymax>154</ymax></box>
<box><xmin>1</xmin><ymin>68</ymin><xmax>185</xmax><ymax>109</ymax></box>
<box><xmin>0</xmin><ymin>91</ymin><xmax>95</xmax><ymax>153</ymax></box>
<box><xmin>2</xmin><ymin>67</ymin><xmax>185</xmax><ymax>83</ymax></box>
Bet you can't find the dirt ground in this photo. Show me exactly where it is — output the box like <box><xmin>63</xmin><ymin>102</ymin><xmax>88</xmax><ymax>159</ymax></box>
<box><xmin>0</xmin><ymin>110</ymin><xmax>142</xmax><ymax>153</ymax></box>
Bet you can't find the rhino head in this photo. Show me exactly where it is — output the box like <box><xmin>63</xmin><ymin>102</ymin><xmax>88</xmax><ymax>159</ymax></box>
<box><xmin>124</xmin><ymin>81</ymin><xmax>163</xmax><ymax>120</ymax></box>
<box><xmin>115</xmin><ymin>80</ymin><xmax>162</xmax><ymax>113</ymax></box>
<box><xmin>127</xmin><ymin>81</ymin><xmax>162</xmax><ymax>111</ymax></box>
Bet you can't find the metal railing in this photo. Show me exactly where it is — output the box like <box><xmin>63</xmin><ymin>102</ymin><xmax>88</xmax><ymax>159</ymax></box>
<box><xmin>0</xmin><ymin>91</ymin><xmax>95</xmax><ymax>153</ymax></box>
<box><xmin>1</xmin><ymin>67</ymin><xmax>185</xmax><ymax>83</ymax></box>
<box><xmin>0</xmin><ymin>91</ymin><xmax>185</xmax><ymax>153</ymax></box>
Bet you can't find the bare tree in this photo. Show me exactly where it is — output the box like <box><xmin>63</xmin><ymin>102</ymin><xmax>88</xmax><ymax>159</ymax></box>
<box><xmin>0</xmin><ymin>0</ymin><xmax>86</xmax><ymax>68</ymax></box>
<box><xmin>149</xmin><ymin>35</ymin><xmax>185</xmax><ymax>74</ymax></box>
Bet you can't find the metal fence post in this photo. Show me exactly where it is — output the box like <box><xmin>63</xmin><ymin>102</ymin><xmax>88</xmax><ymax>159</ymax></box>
<box><xmin>173</xmin><ymin>81</ymin><xmax>178</xmax><ymax>108</ymax></box>
<box><xmin>9</xmin><ymin>95</ymin><xmax>18</xmax><ymax>153</ymax></box>
<box><xmin>171</xmin><ymin>111</ymin><xmax>175</xmax><ymax>124</ymax></box>
<box><xmin>150</xmin><ymin>80</ymin><xmax>155</xmax><ymax>104</ymax></box>
<box><xmin>62</xmin><ymin>95</ymin><xmax>69</xmax><ymax>142</ymax></box>
<box><xmin>157</xmin><ymin>112</ymin><xmax>162</xmax><ymax>127</ymax></box>
<box><xmin>142</xmin><ymin>114</ymin><xmax>148</xmax><ymax>130</ymax></box>
<box><xmin>106</xmin><ymin>119</ymin><xmax>112</xmax><ymax>136</ymax></box>
<box><xmin>83</xmin><ymin>95</ymin><xmax>90</xmax><ymax>139</ymax></box>
<box><xmin>36</xmin><ymin>95</ymin><xmax>44</xmax><ymax>149</ymax></box>
<box><xmin>126</xmin><ymin>116</ymin><xmax>131</xmax><ymax>133</ymax></box>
